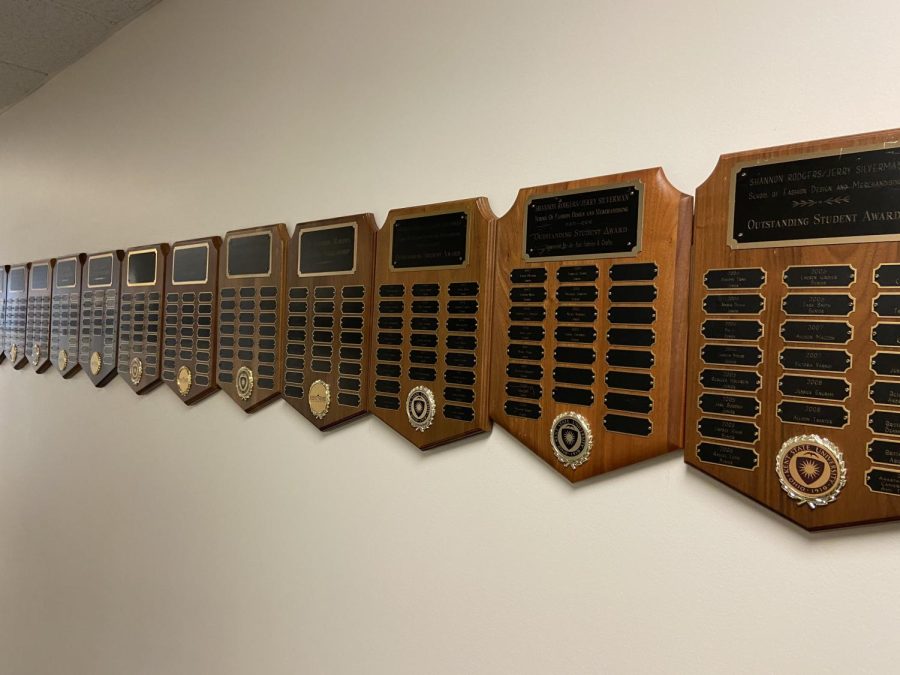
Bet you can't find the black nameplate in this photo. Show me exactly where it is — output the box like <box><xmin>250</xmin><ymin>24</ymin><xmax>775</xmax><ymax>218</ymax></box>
<box><xmin>783</xmin><ymin>265</ymin><xmax>855</xmax><ymax>288</ymax></box>
<box><xmin>605</xmin><ymin>370</ymin><xmax>653</xmax><ymax>391</ymax></box>
<box><xmin>604</xmin><ymin>414</ymin><xmax>651</xmax><ymax>436</ymax></box>
<box><xmin>699</xmin><ymin>393</ymin><xmax>759</xmax><ymax>418</ymax></box>
<box><xmin>552</xmin><ymin>386</ymin><xmax>594</xmax><ymax>406</ymax></box>
<box><xmin>870</xmin><ymin>410</ymin><xmax>900</xmax><ymax>437</ymax></box>
<box><xmin>7</xmin><ymin>267</ymin><xmax>23</xmax><ymax>292</ymax></box>
<box><xmin>379</xmin><ymin>284</ymin><xmax>404</xmax><ymax>297</ymax></box>
<box><xmin>555</xmin><ymin>326</ymin><xmax>596</xmax><ymax>343</ymax></box>
<box><xmin>872</xmin><ymin>352</ymin><xmax>900</xmax><ymax>376</ymax></box>
<box><xmin>299</xmin><ymin>224</ymin><xmax>355</xmax><ymax>275</ymax></box>
<box><xmin>507</xmin><ymin>344</ymin><xmax>543</xmax><ymax>361</ymax></box>
<box><xmin>55</xmin><ymin>259</ymin><xmax>78</xmax><ymax>288</ymax></box>
<box><xmin>780</xmin><ymin>348</ymin><xmax>850</xmax><ymax>373</ymax></box>
<box><xmin>700</xmin><ymin>344</ymin><xmax>762</xmax><ymax>367</ymax></box>
<box><xmin>608</xmin><ymin>285</ymin><xmax>657</xmax><ymax>303</ymax></box>
<box><xmin>607</xmin><ymin>306</ymin><xmax>656</xmax><ymax>325</ymax></box>
<box><xmin>875</xmin><ymin>264</ymin><xmax>900</xmax><ymax>288</ymax></box>
<box><xmin>704</xmin><ymin>268</ymin><xmax>765</xmax><ymax>289</ymax></box>
<box><xmin>173</xmin><ymin>245</ymin><xmax>209</xmax><ymax>284</ymax></box>
<box><xmin>510</xmin><ymin>268</ymin><xmax>547</xmax><ymax>284</ymax></box>
<box><xmin>868</xmin><ymin>439</ymin><xmax>900</xmax><ymax>467</ymax></box>
<box><xmin>506</xmin><ymin>382</ymin><xmax>541</xmax><ymax>399</ymax></box>
<box><xmin>557</xmin><ymin>265</ymin><xmax>598</xmax><ymax>283</ymax></box>
<box><xmin>609</xmin><ymin>262</ymin><xmax>657</xmax><ymax>282</ymax></box>
<box><xmin>525</xmin><ymin>184</ymin><xmax>641</xmax><ymax>260</ymax></box>
<box><xmin>228</xmin><ymin>233</ymin><xmax>271</xmax><ymax>277</ymax></box>
<box><xmin>703</xmin><ymin>294</ymin><xmax>764</xmax><ymax>315</ymax></box>
<box><xmin>699</xmin><ymin>369</ymin><xmax>760</xmax><ymax>392</ymax></box>
<box><xmin>874</xmin><ymin>295</ymin><xmax>900</xmax><ymax>317</ymax></box>
<box><xmin>509</xmin><ymin>325</ymin><xmax>544</xmax><ymax>342</ymax></box>
<box><xmin>411</xmin><ymin>283</ymin><xmax>438</xmax><ymax>297</ymax></box>
<box><xmin>510</xmin><ymin>287</ymin><xmax>547</xmax><ymax>303</ymax></box>
<box><xmin>732</xmin><ymin>147</ymin><xmax>900</xmax><ymax>247</ymax></box>
<box><xmin>30</xmin><ymin>264</ymin><xmax>49</xmax><ymax>290</ymax></box>
<box><xmin>504</xmin><ymin>401</ymin><xmax>541</xmax><ymax>419</ymax></box>
<box><xmin>606</xmin><ymin>349</ymin><xmax>654</xmax><ymax>369</ymax></box>
<box><xmin>782</xmin><ymin>294</ymin><xmax>853</xmax><ymax>316</ymax></box>
<box><xmin>88</xmin><ymin>256</ymin><xmax>113</xmax><ymax>287</ymax></box>
<box><xmin>780</xmin><ymin>375</ymin><xmax>849</xmax><ymax>402</ymax></box>
<box><xmin>781</xmin><ymin>321</ymin><xmax>851</xmax><ymax>344</ymax></box>
<box><xmin>554</xmin><ymin>346</ymin><xmax>595</xmax><ymax>364</ymax></box>
<box><xmin>607</xmin><ymin>328</ymin><xmax>655</xmax><ymax>346</ymax></box>
<box><xmin>507</xmin><ymin>363</ymin><xmax>542</xmax><ymax>380</ymax></box>
<box><xmin>697</xmin><ymin>442</ymin><xmax>758</xmax><ymax>470</ymax></box>
<box><xmin>128</xmin><ymin>250</ymin><xmax>157</xmax><ymax>285</ymax></box>
<box><xmin>605</xmin><ymin>392</ymin><xmax>652</xmax><ymax>414</ymax></box>
<box><xmin>557</xmin><ymin>285</ymin><xmax>598</xmax><ymax>302</ymax></box>
<box><xmin>553</xmin><ymin>366</ymin><xmax>594</xmax><ymax>385</ymax></box>
<box><xmin>510</xmin><ymin>306</ymin><xmax>546</xmax><ymax>322</ymax></box>
<box><xmin>873</xmin><ymin>323</ymin><xmax>900</xmax><ymax>347</ymax></box>
<box><xmin>392</xmin><ymin>211</ymin><xmax>467</xmax><ymax>269</ymax></box>
<box><xmin>701</xmin><ymin>319</ymin><xmax>762</xmax><ymax>342</ymax></box>
<box><xmin>698</xmin><ymin>417</ymin><xmax>759</xmax><ymax>445</ymax></box>
<box><xmin>867</xmin><ymin>469</ymin><xmax>900</xmax><ymax>497</ymax></box>
<box><xmin>555</xmin><ymin>306</ymin><xmax>597</xmax><ymax>323</ymax></box>
<box><xmin>778</xmin><ymin>401</ymin><xmax>848</xmax><ymax>428</ymax></box>
<box><xmin>871</xmin><ymin>380</ymin><xmax>900</xmax><ymax>407</ymax></box>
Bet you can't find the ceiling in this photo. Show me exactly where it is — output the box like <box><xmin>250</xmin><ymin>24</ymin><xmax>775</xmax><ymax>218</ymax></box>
<box><xmin>0</xmin><ymin>0</ymin><xmax>161</xmax><ymax>113</ymax></box>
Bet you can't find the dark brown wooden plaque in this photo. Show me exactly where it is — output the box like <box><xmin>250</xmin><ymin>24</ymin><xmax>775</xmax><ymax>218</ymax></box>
<box><xmin>25</xmin><ymin>258</ymin><xmax>56</xmax><ymax>373</ymax></box>
<box><xmin>118</xmin><ymin>244</ymin><xmax>168</xmax><ymax>394</ymax></box>
<box><xmin>162</xmin><ymin>237</ymin><xmax>221</xmax><ymax>404</ymax></box>
<box><xmin>489</xmin><ymin>169</ymin><xmax>692</xmax><ymax>480</ymax></box>
<box><xmin>284</xmin><ymin>213</ymin><xmax>376</xmax><ymax>430</ymax></box>
<box><xmin>79</xmin><ymin>251</ymin><xmax>124</xmax><ymax>387</ymax></box>
<box><xmin>50</xmin><ymin>254</ymin><xmax>85</xmax><ymax>378</ymax></box>
<box><xmin>686</xmin><ymin>128</ymin><xmax>900</xmax><ymax>530</ymax></box>
<box><xmin>5</xmin><ymin>264</ymin><xmax>30</xmax><ymax>369</ymax></box>
<box><xmin>368</xmin><ymin>198</ymin><xmax>497</xmax><ymax>450</ymax></box>
<box><xmin>217</xmin><ymin>224</ymin><xmax>288</xmax><ymax>412</ymax></box>
<box><xmin>0</xmin><ymin>265</ymin><xmax>7</xmax><ymax>364</ymax></box>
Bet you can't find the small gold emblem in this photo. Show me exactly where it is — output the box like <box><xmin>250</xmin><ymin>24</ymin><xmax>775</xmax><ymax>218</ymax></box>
<box><xmin>551</xmin><ymin>412</ymin><xmax>593</xmax><ymax>469</ymax></box>
<box><xmin>58</xmin><ymin>349</ymin><xmax>68</xmax><ymax>372</ymax></box>
<box><xmin>176</xmin><ymin>366</ymin><xmax>192</xmax><ymax>397</ymax></box>
<box><xmin>776</xmin><ymin>434</ymin><xmax>846</xmax><ymax>508</ymax></box>
<box><xmin>9</xmin><ymin>344</ymin><xmax>17</xmax><ymax>363</ymax></box>
<box><xmin>406</xmin><ymin>386</ymin><xmax>436</xmax><ymax>431</ymax></box>
<box><xmin>308</xmin><ymin>379</ymin><xmax>331</xmax><ymax>419</ymax></box>
<box><xmin>90</xmin><ymin>351</ymin><xmax>102</xmax><ymax>375</ymax></box>
<box><xmin>31</xmin><ymin>343</ymin><xmax>40</xmax><ymax>366</ymax></box>
<box><xmin>129</xmin><ymin>357</ymin><xmax>143</xmax><ymax>385</ymax></box>
<box><xmin>236</xmin><ymin>366</ymin><xmax>254</xmax><ymax>401</ymax></box>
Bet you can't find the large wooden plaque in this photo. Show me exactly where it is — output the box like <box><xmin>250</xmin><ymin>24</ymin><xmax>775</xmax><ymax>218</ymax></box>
<box><xmin>25</xmin><ymin>258</ymin><xmax>56</xmax><ymax>373</ymax></box>
<box><xmin>284</xmin><ymin>213</ymin><xmax>376</xmax><ymax>430</ymax></box>
<box><xmin>217</xmin><ymin>224</ymin><xmax>288</xmax><ymax>412</ymax></box>
<box><xmin>490</xmin><ymin>169</ymin><xmax>692</xmax><ymax>480</ymax></box>
<box><xmin>369</xmin><ymin>198</ymin><xmax>497</xmax><ymax>450</ymax></box>
<box><xmin>162</xmin><ymin>237</ymin><xmax>221</xmax><ymax>404</ymax></box>
<box><xmin>50</xmin><ymin>254</ymin><xmax>86</xmax><ymax>378</ymax></box>
<box><xmin>118</xmin><ymin>244</ymin><xmax>168</xmax><ymax>394</ymax></box>
<box><xmin>685</xmin><ymin>128</ymin><xmax>900</xmax><ymax>530</ymax></box>
<box><xmin>5</xmin><ymin>264</ymin><xmax>30</xmax><ymax>369</ymax></box>
<box><xmin>0</xmin><ymin>265</ymin><xmax>6</xmax><ymax>363</ymax></box>
<box><xmin>79</xmin><ymin>251</ymin><xmax>124</xmax><ymax>387</ymax></box>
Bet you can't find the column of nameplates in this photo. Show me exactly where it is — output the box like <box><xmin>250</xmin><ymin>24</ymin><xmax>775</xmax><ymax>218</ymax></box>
<box><xmin>552</xmin><ymin>266</ymin><xmax>598</xmax><ymax>414</ymax></box>
<box><xmin>310</xmin><ymin>287</ymin><xmax>336</xmax><ymax>384</ymax></box>
<box><xmin>50</xmin><ymin>286</ymin><xmax>79</xmax><ymax>371</ymax></box>
<box><xmin>25</xmin><ymin>281</ymin><xmax>51</xmax><ymax>368</ymax></box>
<box><xmin>443</xmin><ymin>281</ymin><xmax>479</xmax><ymax>422</ymax></box>
<box><xmin>337</xmin><ymin>284</ymin><xmax>365</xmax><ymax>408</ymax></box>
<box><xmin>373</xmin><ymin>284</ymin><xmax>404</xmax><ymax>411</ymax></box>
<box><xmin>503</xmin><ymin>268</ymin><xmax>547</xmax><ymax>420</ymax></box>
<box><xmin>283</xmin><ymin>286</ymin><xmax>308</xmax><ymax>401</ymax></box>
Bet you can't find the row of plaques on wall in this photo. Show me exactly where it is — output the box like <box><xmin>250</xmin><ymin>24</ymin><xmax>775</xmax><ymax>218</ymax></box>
<box><xmin>3</xmin><ymin>128</ymin><xmax>900</xmax><ymax>531</ymax></box>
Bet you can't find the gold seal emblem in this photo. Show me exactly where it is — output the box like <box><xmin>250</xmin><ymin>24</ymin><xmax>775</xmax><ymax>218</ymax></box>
<box><xmin>406</xmin><ymin>386</ymin><xmax>436</xmax><ymax>431</ymax></box>
<box><xmin>551</xmin><ymin>412</ymin><xmax>593</xmax><ymax>469</ymax></box>
<box><xmin>236</xmin><ymin>366</ymin><xmax>254</xmax><ymax>401</ymax></box>
<box><xmin>176</xmin><ymin>366</ymin><xmax>193</xmax><ymax>397</ymax></box>
<box><xmin>9</xmin><ymin>344</ymin><xmax>17</xmax><ymax>363</ymax></box>
<box><xmin>90</xmin><ymin>351</ymin><xmax>102</xmax><ymax>375</ymax></box>
<box><xmin>31</xmin><ymin>343</ymin><xmax>40</xmax><ymax>366</ymax></box>
<box><xmin>308</xmin><ymin>379</ymin><xmax>331</xmax><ymax>419</ymax></box>
<box><xmin>58</xmin><ymin>349</ymin><xmax>68</xmax><ymax>372</ymax></box>
<box><xmin>129</xmin><ymin>357</ymin><xmax>143</xmax><ymax>385</ymax></box>
<box><xmin>776</xmin><ymin>434</ymin><xmax>846</xmax><ymax>508</ymax></box>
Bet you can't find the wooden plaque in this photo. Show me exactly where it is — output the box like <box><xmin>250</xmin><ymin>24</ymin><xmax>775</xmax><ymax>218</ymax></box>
<box><xmin>118</xmin><ymin>244</ymin><xmax>168</xmax><ymax>394</ymax></box>
<box><xmin>685</xmin><ymin>128</ymin><xmax>900</xmax><ymax>530</ymax></box>
<box><xmin>25</xmin><ymin>258</ymin><xmax>56</xmax><ymax>372</ymax></box>
<box><xmin>5</xmin><ymin>264</ymin><xmax>30</xmax><ymax>369</ymax></box>
<box><xmin>79</xmin><ymin>251</ymin><xmax>124</xmax><ymax>387</ymax></box>
<box><xmin>162</xmin><ymin>237</ymin><xmax>221</xmax><ymax>404</ymax></box>
<box><xmin>368</xmin><ymin>198</ymin><xmax>497</xmax><ymax>450</ymax></box>
<box><xmin>283</xmin><ymin>213</ymin><xmax>376</xmax><ymax>430</ymax></box>
<box><xmin>217</xmin><ymin>224</ymin><xmax>288</xmax><ymax>412</ymax></box>
<box><xmin>50</xmin><ymin>254</ymin><xmax>86</xmax><ymax>378</ymax></box>
<box><xmin>0</xmin><ymin>265</ymin><xmax>8</xmax><ymax>364</ymax></box>
<box><xmin>490</xmin><ymin>169</ymin><xmax>692</xmax><ymax>480</ymax></box>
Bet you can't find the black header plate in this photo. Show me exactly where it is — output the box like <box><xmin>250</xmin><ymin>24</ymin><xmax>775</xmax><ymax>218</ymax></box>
<box><xmin>392</xmin><ymin>211</ymin><xmax>468</xmax><ymax>270</ymax></box>
<box><xmin>228</xmin><ymin>233</ymin><xmax>271</xmax><ymax>277</ymax></box>
<box><xmin>173</xmin><ymin>245</ymin><xmax>209</xmax><ymax>284</ymax></box>
<box><xmin>55</xmin><ymin>259</ymin><xmax>78</xmax><ymax>288</ymax></box>
<box><xmin>300</xmin><ymin>224</ymin><xmax>356</xmax><ymax>276</ymax></box>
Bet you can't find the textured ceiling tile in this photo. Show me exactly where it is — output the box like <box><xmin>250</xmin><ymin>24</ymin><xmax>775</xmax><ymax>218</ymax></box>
<box><xmin>0</xmin><ymin>61</ymin><xmax>47</xmax><ymax>112</ymax></box>
<box><xmin>0</xmin><ymin>0</ymin><xmax>113</xmax><ymax>73</ymax></box>
<box><xmin>53</xmin><ymin>0</ymin><xmax>160</xmax><ymax>25</ymax></box>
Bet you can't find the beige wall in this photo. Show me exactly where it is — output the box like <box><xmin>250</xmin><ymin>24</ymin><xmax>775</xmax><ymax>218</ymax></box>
<box><xmin>1</xmin><ymin>1</ymin><xmax>899</xmax><ymax>673</ymax></box>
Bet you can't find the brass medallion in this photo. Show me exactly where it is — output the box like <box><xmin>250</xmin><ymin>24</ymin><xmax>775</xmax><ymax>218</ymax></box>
<box><xmin>551</xmin><ymin>411</ymin><xmax>593</xmax><ymax>469</ymax></box>
<box><xmin>236</xmin><ymin>366</ymin><xmax>254</xmax><ymax>401</ymax></box>
<box><xmin>129</xmin><ymin>357</ymin><xmax>143</xmax><ymax>385</ymax></box>
<box><xmin>31</xmin><ymin>343</ymin><xmax>40</xmax><ymax>366</ymax></box>
<box><xmin>176</xmin><ymin>366</ymin><xmax>192</xmax><ymax>397</ymax></box>
<box><xmin>58</xmin><ymin>349</ymin><xmax>68</xmax><ymax>372</ymax></box>
<box><xmin>406</xmin><ymin>386</ymin><xmax>436</xmax><ymax>432</ymax></box>
<box><xmin>9</xmin><ymin>344</ymin><xmax>17</xmax><ymax>363</ymax></box>
<box><xmin>90</xmin><ymin>351</ymin><xmax>102</xmax><ymax>375</ymax></box>
<box><xmin>776</xmin><ymin>434</ymin><xmax>846</xmax><ymax>508</ymax></box>
<box><xmin>308</xmin><ymin>379</ymin><xmax>331</xmax><ymax>419</ymax></box>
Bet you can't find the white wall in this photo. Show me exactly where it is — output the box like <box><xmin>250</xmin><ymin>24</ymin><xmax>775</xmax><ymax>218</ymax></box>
<box><xmin>1</xmin><ymin>1</ymin><xmax>899</xmax><ymax>673</ymax></box>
